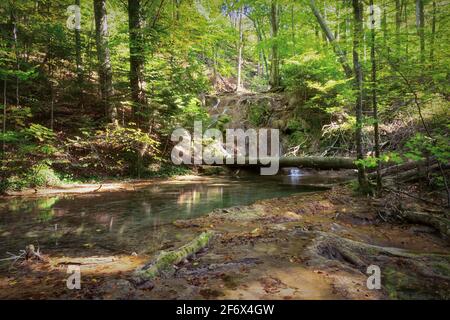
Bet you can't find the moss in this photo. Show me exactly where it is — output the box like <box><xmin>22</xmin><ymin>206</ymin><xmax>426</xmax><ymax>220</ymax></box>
<box><xmin>136</xmin><ymin>231</ymin><xmax>214</xmax><ymax>280</ymax></box>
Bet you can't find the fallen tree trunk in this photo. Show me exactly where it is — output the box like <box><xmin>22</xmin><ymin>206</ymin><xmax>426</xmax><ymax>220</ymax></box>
<box><xmin>133</xmin><ymin>231</ymin><xmax>214</xmax><ymax>283</ymax></box>
<box><xmin>387</xmin><ymin>163</ymin><xmax>449</xmax><ymax>183</ymax></box>
<box><xmin>225</xmin><ymin>157</ymin><xmax>357</xmax><ymax>170</ymax></box>
<box><xmin>370</xmin><ymin>160</ymin><xmax>427</xmax><ymax>178</ymax></box>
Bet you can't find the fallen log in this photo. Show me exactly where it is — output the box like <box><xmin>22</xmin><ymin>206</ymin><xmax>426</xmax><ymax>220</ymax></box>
<box><xmin>369</xmin><ymin>160</ymin><xmax>427</xmax><ymax>178</ymax></box>
<box><xmin>387</xmin><ymin>163</ymin><xmax>449</xmax><ymax>183</ymax></box>
<box><xmin>133</xmin><ymin>231</ymin><xmax>214</xmax><ymax>282</ymax></box>
<box><xmin>224</xmin><ymin>156</ymin><xmax>357</xmax><ymax>170</ymax></box>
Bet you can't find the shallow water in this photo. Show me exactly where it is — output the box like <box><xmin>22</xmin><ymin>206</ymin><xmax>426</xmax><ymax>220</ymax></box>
<box><xmin>0</xmin><ymin>173</ymin><xmax>349</xmax><ymax>259</ymax></box>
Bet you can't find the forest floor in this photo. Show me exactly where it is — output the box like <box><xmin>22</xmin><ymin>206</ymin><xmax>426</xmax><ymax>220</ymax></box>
<box><xmin>0</xmin><ymin>180</ymin><xmax>449</xmax><ymax>300</ymax></box>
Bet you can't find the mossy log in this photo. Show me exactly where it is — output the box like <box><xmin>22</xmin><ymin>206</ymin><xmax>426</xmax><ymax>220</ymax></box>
<box><xmin>134</xmin><ymin>231</ymin><xmax>214</xmax><ymax>282</ymax></box>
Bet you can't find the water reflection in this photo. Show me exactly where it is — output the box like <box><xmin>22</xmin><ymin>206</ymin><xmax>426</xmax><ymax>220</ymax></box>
<box><xmin>0</xmin><ymin>174</ymin><xmax>352</xmax><ymax>256</ymax></box>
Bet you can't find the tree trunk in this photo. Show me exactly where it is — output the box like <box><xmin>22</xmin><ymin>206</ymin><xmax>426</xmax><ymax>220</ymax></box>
<box><xmin>430</xmin><ymin>0</ymin><xmax>436</xmax><ymax>61</ymax></box>
<box><xmin>236</xmin><ymin>7</ymin><xmax>244</xmax><ymax>91</ymax></box>
<box><xmin>2</xmin><ymin>77</ymin><xmax>6</xmax><ymax>155</ymax></box>
<box><xmin>75</xmin><ymin>0</ymin><xmax>83</xmax><ymax>109</ymax></box>
<box><xmin>252</xmin><ymin>17</ymin><xmax>269</xmax><ymax>79</ymax></box>
<box><xmin>291</xmin><ymin>4</ymin><xmax>296</xmax><ymax>53</ymax></box>
<box><xmin>352</xmin><ymin>0</ymin><xmax>370</xmax><ymax>191</ymax></box>
<box><xmin>395</xmin><ymin>0</ymin><xmax>401</xmax><ymax>50</ymax></box>
<box><xmin>370</xmin><ymin>0</ymin><xmax>382</xmax><ymax>193</ymax></box>
<box><xmin>269</xmin><ymin>0</ymin><xmax>280</xmax><ymax>89</ymax></box>
<box><xmin>94</xmin><ymin>0</ymin><xmax>117</xmax><ymax>123</ymax></box>
<box><xmin>415</xmin><ymin>0</ymin><xmax>425</xmax><ymax>63</ymax></box>
<box><xmin>309</xmin><ymin>0</ymin><xmax>353</xmax><ymax>78</ymax></box>
<box><xmin>128</xmin><ymin>0</ymin><xmax>147</xmax><ymax>125</ymax></box>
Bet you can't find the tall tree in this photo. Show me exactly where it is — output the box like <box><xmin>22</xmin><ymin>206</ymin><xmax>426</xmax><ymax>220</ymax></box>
<box><xmin>309</xmin><ymin>0</ymin><xmax>353</xmax><ymax>78</ymax></box>
<box><xmin>236</xmin><ymin>7</ymin><xmax>244</xmax><ymax>91</ymax></box>
<box><xmin>93</xmin><ymin>0</ymin><xmax>117</xmax><ymax>122</ymax></box>
<box><xmin>128</xmin><ymin>0</ymin><xmax>147</xmax><ymax>123</ymax></box>
<box><xmin>395</xmin><ymin>0</ymin><xmax>401</xmax><ymax>50</ymax></box>
<box><xmin>352</xmin><ymin>0</ymin><xmax>370</xmax><ymax>191</ymax></box>
<box><xmin>269</xmin><ymin>0</ymin><xmax>280</xmax><ymax>89</ymax></box>
<box><xmin>415</xmin><ymin>0</ymin><xmax>425</xmax><ymax>63</ymax></box>
<box><xmin>75</xmin><ymin>0</ymin><xmax>84</xmax><ymax>109</ymax></box>
<box><xmin>370</xmin><ymin>0</ymin><xmax>381</xmax><ymax>193</ymax></box>
<box><xmin>430</xmin><ymin>0</ymin><xmax>436</xmax><ymax>61</ymax></box>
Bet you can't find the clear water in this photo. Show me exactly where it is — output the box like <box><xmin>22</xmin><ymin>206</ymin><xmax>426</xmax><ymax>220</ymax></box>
<box><xmin>0</xmin><ymin>173</ymin><xmax>348</xmax><ymax>257</ymax></box>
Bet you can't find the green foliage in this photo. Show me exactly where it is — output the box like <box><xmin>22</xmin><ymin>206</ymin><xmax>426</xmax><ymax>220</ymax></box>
<box><xmin>66</xmin><ymin>124</ymin><xmax>160</xmax><ymax>176</ymax></box>
<box><xmin>248</xmin><ymin>102</ymin><xmax>270</xmax><ymax>127</ymax></box>
<box><xmin>27</xmin><ymin>163</ymin><xmax>61</xmax><ymax>188</ymax></box>
<box><xmin>4</xmin><ymin>163</ymin><xmax>61</xmax><ymax>191</ymax></box>
<box><xmin>404</xmin><ymin>133</ymin><xmax>450</xmax><ymax>164</ymax></box>
<box><xmin>145</xmin><ymin>162</ymin><xmax>192</xmax><ymax>178</ymax></box>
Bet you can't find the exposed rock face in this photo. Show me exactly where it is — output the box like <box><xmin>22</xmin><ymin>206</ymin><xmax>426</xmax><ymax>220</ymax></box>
<box><xmin>203</xmin><ymin>92</ymin><xmax>329</xmax><ymax>155</ymax></box>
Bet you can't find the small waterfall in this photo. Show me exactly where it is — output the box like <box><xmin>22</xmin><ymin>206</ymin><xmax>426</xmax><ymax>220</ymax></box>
<box><xmin>288</xmin><ymin>168</ymin><xmax>302</xmax><ymax>177</ymax></box>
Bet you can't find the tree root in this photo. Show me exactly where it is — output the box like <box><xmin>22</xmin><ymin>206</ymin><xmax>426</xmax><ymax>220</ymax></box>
<box><xmin>301</xmin><ymin>231</ymin><xmax>450</xmax><ymax>282</ymax></box>
<box><xmin>398</xmin><ymin>211</ymin><xmax>450</xmax><ymax>239</ymax></box>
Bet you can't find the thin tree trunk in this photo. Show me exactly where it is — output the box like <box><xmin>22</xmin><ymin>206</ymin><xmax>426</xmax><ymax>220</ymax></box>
<box><xmin>395</xmin><ymin>0</ymin><xmax>401</xmax><ymax>50</ymax></box>
<box><xmin>75</xmin><ymin>0</ymin><xmax>83</xmax><ymax>109</ymax></box>
<box><xmin>415</xmin><ymin>0</ymin><xmax>425</xmax><ymax>63</ymax></box>
<box><xmin>291</xmin><ymin>4</ymin><xmax>296</xmax><ymax>53</ymax></box>
<box><xmin>236</xmin><ymin>7</ymin><xmax>244</xmax><ymax>91</ymax></box>
<box><xmin>94</xmin><ymin>0</ymin><xmax>117</xmax><ymax>123</ymax></box>
<box><xmin>309</xmin><ymin>0</ymin><xmax>353</xmax><ymax>78</ymax></box>
<box><xmin>430</xmin><ymin>0</ymin><xmax>436</xmax><ymax>62</ymax></box>
<box><xmin>405</xmin><ymin>0</ymin><xmax>409</xmax><ymax>58</ymax></box>
<box><xmin>335</xmin><ymin>3</ymin><xmax>340</xmax><ymax>40</ymax></box>
<box><xmin>269</xmin><ymin>0</ymin><xmax>280</xmax><ymax>89</ymax></box>
<box><xmin>129</xmin><ymin>0</ymin><xmax>147</xmax><ymax>125</ymax></box>
<box><xmin>352</xmin><ymin>0</ymin><xmax>370</xmax><ymax>191</ymax></box>
<box><xmin>252</xmin><ymin>17</ymin><xmax>269</xmax><ymax>79</ymax></box>
<box><xmin>2</xmin><ymin>78</ymin><xmax>6</xmax><ymax>155</ymax></box>
<box><xmin>11</xmin><ymin>11</ymin><xmax>19</xmax><ymax>109</ymax></box>
<box><xmin>370</xmin><ymin>0</ymin><xmax>382</xmax><ymax>193</ymax></box>
<box><xmin>382</xmin><ymin>0</ymin><xmax>387</xmax><ymax>50</ymax></box>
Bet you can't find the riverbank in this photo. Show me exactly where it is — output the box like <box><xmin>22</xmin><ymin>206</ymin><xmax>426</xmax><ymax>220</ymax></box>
<box><xmin>0</xmin><ymin>175</ymin><xmax>218</xmax><ymax>198</ymax></box>
<box><xmin>0</xmin><ymin>182</ymin><xmax>448</xmax><ymax>299</ymax></box>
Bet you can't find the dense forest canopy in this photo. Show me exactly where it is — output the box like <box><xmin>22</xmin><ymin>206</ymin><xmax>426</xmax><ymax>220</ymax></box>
<box><xmin>0</xmin><ymin>0</ymin><xmax>449</xmax><ymax>194</ymax></box>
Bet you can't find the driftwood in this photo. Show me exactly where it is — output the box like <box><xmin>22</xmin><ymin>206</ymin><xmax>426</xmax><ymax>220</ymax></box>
<box><xmin>133</xmin><ymin>231</ymin><xmax>214</xmax><ymax>283</ymax></box>
<box><xmin>0</xmin><ymin>244</ymin><xmax>45</xmax><ymax>266</ymax></box>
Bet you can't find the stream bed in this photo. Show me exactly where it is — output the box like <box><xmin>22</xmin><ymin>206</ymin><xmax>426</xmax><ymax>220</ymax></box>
<box><xmin>0</xmin><ymin>171</ymin><xmax>350</xmax><ymax>260</ymax></box>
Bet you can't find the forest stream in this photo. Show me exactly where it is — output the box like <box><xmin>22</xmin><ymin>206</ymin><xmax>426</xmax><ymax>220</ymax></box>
<box><xmin>1</xmin><ymin>171</ymin><xmax>449</xmax><ymax>300</ymax></box>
